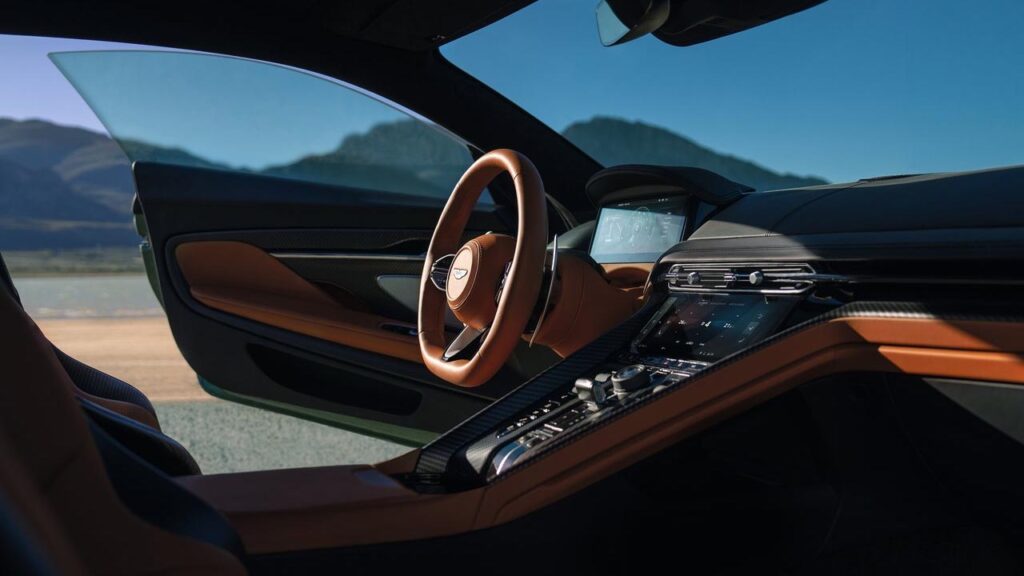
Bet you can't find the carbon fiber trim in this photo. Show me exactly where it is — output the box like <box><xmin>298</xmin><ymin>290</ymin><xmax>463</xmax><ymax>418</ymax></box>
<box><xmin>412</xmin><ymin>297</ymin><xmax>665</xmax><ymax>477</ymax></box>
<box><xmin>490</xmin><ymin>300</ymin><xmax>1024</xmax><ymax>485</ymax></box>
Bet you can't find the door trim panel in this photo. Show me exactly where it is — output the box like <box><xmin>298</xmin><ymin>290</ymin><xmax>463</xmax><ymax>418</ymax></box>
<box><xmin>164</xmin><ymin>234</ymin><xmax>518</xmax><ymax>399</ymax></box>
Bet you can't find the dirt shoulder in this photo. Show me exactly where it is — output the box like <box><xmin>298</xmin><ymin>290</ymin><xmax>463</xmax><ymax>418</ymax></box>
<box><xmin>37</xmin><ymin>316</ymin><xmax>213</xmax><ymax>403</ymax></box>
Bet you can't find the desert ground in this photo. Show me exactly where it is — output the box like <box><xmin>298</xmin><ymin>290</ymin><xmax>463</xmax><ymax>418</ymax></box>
<box><xmin>39</xmin><ymin>316</ymin><xmax>208</xmax><ymax>402</ymax></box>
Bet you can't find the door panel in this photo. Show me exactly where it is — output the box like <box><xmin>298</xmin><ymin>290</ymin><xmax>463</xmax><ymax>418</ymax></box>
<box><xmin>134</xmin><ymin>163</ymin><xmax>549</xmax><ymax>445</ymax></box>
<box><xmin>175</xmin><ymin>240</ymin><xmax>423</xmax><ymax>363</ymax></box>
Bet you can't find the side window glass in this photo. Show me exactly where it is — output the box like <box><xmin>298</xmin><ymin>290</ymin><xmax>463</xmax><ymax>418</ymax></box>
<box><xmin>51</xmin><ymin>50</ymin><xmax>490</xmax><ymax>204</ymax></box>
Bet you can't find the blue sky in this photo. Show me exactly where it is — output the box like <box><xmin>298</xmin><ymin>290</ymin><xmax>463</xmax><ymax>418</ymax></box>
<box><xmin>2</xmin><ymin>0</ymin><xmax>1022</xmax><ymax>182</ymax></box>
<box><xmin>0</xmin><ymin>35</ymin><xmax>125</xmax><ymax>133</ymax></box>
<box><xmin>444</xmin><ymin>0</ymin><xmax>1024</xmax><ymax>182</ymax></box>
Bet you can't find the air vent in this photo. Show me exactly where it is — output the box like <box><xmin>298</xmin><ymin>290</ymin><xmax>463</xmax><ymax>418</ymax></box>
<box><xmin>665</xmin><ymin>263</ymin><xmax>824</xmax><ymax>293</ymax></box>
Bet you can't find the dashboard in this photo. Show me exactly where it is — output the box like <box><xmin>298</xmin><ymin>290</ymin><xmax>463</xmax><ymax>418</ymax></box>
<box><xmin>405</xmin><ymin>163</ymin><xmax>1024</xmax><ymax>491</ymax></box>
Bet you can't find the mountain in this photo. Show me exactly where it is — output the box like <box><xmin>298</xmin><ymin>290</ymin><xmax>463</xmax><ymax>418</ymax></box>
<box><xmin>0</xmin><ymin>118</ymin><xmax>221</xmax><ymax>249</ymax></box>
<box><xmin>264</xmin><ymin>120</ymin><xmax>471</xmax><ymax>200</ymax></box>
<box><xmin>0</xmin><ymin>118</ymin><xmax>134</xmax><ymax>213</ymax></box>
<box><xmin>563</xmin><ymin>117</ymin><xmax>827</xmax><ymax>190</ymax></box>
<box><xmin>0</xmin><ymin>116</ymin><xmax>828</xmax><ymax>250</ymax></box>
<box><xmin>0</xmin><ymin>119</ymin><xmax>138</xmax><ymax>249</ymax></box>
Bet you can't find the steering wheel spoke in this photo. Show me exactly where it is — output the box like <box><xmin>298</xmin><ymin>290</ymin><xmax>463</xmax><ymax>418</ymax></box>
<box><xmin>442</xmin><ymin>324</ymin><xmax>487</xmax><ymax>361</ymax></box>
<box><xmin>429</xmin><ymin>254</ymin><xmax>456</xmax><ymax>291</ymax></box>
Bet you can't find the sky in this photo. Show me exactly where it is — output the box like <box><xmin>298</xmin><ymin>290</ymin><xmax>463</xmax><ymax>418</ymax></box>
<box><xmin>1</xmin><ymin>0</ymin><xmax>1022</xmax><ymax>181</ymax></box>
<box><xmin>443</xmin><ymin>0</ymin><xmax>1024</xmax><ymax>182</ymax></box>
<box><xmin>0</xmin><ymin>35</ymin><xmax>128</xmax><ymax>133</ymax></box>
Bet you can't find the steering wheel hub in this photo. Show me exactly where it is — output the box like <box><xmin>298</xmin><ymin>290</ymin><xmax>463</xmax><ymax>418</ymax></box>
<box><xmin>446</xmin><ymin>234</ymin><xmax>516</xmax><ymax>330</ymax></box>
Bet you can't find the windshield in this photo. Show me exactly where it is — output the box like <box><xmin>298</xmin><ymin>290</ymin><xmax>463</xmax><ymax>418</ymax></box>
<box><xmin>443</xmin><ymin>0</ymin><xmax>1024</xmax><ymax>190</ymax></box>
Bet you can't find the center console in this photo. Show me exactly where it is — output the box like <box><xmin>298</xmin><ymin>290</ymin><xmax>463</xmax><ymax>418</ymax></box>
<box><xmin>443</xmin><ymin>263</ymin><xmax>815</xmax><ymax>483</ymax></box>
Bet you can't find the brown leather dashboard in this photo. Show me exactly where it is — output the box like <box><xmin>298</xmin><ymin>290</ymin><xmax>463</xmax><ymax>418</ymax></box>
<box><xmin>178</xmin><ymin>313</ymin><xmax>1024</xmax><ymax>554</ymax></box>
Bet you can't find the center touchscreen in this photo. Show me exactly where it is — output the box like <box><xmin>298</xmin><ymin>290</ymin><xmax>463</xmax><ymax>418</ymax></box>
<box><xmin>635</xmin><ymin>293</ymin><xmax>797</xmax><ymax>362</ymax></box>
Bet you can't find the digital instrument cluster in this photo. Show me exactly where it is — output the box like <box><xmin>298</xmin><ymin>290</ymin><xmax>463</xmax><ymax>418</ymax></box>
<box><xmin>589</xmin><ymin>197</ymin><xmax>687</xmax><ymax>263</ymax></box>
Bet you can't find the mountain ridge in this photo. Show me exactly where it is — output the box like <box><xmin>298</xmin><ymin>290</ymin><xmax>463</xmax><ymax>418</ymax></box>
<box><xmin>0</xmin><ymin>116</ymin><xmax>829</xmax><ymax>249</ymax></box>
<box><xmin>564</xmin><ymin>117</ymin><xmax>827</xmax><ymax>191</ymax></box>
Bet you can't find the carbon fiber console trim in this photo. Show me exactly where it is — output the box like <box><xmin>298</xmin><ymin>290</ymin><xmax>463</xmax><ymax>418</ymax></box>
<box><xmin>412</xmin><ymin>297</ymin><xmax>665</xmax><ymax>478</ymax></box>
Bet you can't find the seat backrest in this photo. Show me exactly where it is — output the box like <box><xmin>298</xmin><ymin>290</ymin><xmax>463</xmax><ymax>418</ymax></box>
<box><xmin>0</xmin><ymin>271</ymin><xmax>246</xmax><ymax>575</ymax></box>
<box><xmin>0</xmin><ymin>430</ymin><xmax>83</xmax><ymax>576</ymax></box>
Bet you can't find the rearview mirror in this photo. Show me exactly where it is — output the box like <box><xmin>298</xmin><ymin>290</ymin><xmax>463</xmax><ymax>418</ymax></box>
<box><xmin>595</xmin><ymin>0</ymin><xmax>670</xmax><ymax>47</ymax></box>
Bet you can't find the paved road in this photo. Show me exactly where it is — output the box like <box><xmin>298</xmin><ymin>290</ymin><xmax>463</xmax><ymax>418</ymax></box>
<box><xmin>155</xmin><ymin>401</ymin><xmax>407</xmax><ymax>475</ymax></box>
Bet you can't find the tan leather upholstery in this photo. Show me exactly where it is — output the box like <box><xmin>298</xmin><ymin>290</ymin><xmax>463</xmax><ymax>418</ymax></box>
<box><xmin>446</xmin><ymin>233</ymin><xmax>517</xmax><ymax>329</ymax></box>
<box><xmin>600</xmin><ymin>262</ymin><xmax>653</xmax><ymax>288</ymax></box>
<box><xmin>177</xmin><ymin>240</ymin><xmax>422</xmax><ymax>362</ymax></box>
<box><xmin>527</xmin><ymin>252</ymin><xmax>640</xmax><ymax>357</ymax></box>
<box><xmin>0</xmin><ymin>283</ymin><xmax>245</xmax><ymax>575</ymax></box>
<box><xmin>419</xmin><ymin>149</ymin><xmax>548</xmax><ymax>387</ymax></box>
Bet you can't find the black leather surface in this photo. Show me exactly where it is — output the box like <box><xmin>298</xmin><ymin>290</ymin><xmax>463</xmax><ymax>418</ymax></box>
<box><xmin>678</xmin><ymin>165</ymin><xmax>1024</xmax><ymax>262</ymax></box>
<box><xmin>586</xmin><ymin>164</ymin><xmax>752</xmax><ymax>207</ymax></box>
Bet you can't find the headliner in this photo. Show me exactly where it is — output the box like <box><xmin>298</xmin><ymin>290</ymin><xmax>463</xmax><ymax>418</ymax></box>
<box><xmin>0</xmin><ymin>0</ymin><xmax>534</xmax><ymax>52</ymax></box>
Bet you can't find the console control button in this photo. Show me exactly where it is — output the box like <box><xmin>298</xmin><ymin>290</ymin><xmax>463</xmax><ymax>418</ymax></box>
<box><xmin>611</xmin><ymin>364</ymin><xmax>651</xmax><ymax>398</ymax></box>
<box><xmin>574</xmin><ymin>377</ymin><xmax>608</xmax><ymax>411</ymax></box>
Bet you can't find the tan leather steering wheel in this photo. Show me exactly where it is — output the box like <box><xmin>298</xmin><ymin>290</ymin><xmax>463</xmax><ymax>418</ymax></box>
<box><xmin>418</xmin><ymin>149</ymin><xmax>548</xmax><ymax>387</ymax></box>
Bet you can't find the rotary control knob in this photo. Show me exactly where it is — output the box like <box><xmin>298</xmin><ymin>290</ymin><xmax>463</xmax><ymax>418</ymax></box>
<box><xmin>686</xmin><ymin>271</ymin><xmax>702</xmax><ymax>286</ymax></box>
<box><xmin>748</xmin><ymin>270</ymin><xmax>764</xmax><ymax>286</ymax></box>
<box><xmin>611</xmin><ymin>364</ymin><xmax>651</xmax><ymax>399</ymax></box>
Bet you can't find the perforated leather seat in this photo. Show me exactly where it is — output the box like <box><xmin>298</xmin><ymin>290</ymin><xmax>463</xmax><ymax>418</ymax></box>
<box><xmin>0</xmin><ymin>256</ymin><xmax>246</xmax><ymax>574</ymax></box>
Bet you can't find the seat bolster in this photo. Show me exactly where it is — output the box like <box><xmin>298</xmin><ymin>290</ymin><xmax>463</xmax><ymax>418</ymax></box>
<box><xmin>81</xmin><ymin>398</ymin><xmax>202</xmax><ymax>476</ymax></box>
<box><xmin>57</xmin><ymin>347</ymin><xmax>161</xmax><ymax>428</ymax></box>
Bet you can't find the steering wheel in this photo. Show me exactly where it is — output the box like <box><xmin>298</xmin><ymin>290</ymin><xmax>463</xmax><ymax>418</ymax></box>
<box><xmin>418</xmin><ymin>149</ymin><xmax>548</xmax><ymax>387</ymax></box>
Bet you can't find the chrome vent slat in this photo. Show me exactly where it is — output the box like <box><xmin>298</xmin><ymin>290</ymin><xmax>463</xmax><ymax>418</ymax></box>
<box><xmin>665</xmin><ymin>262</ymin><xmax>824</xmax><ymax>294</ymax></box>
